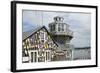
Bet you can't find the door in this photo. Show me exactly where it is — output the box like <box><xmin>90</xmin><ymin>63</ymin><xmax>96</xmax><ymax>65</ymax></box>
<box><xmin>31</xmin><ymin>52</ymin><xmax>37</xmax><ymax>62</ymax></box>
<box><xmin>38</xmin><ymin>51</ymin><xmax>45</xmax><ymax>62</ymax></box>
<box><xmin>37</xmin><ymin>51</ymin><xmax>51</xmax><ymax>62</ymax></box>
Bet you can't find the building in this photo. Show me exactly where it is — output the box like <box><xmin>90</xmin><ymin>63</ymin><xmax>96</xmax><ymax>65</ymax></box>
<box><xmin>22</xmin><ymin>16</ymin><xmax>91</xmax><ymax>62</ymax></box>
<box><xmin>22</xmin><ymin>26</ymin><xmax>58</xmax><ymax>63</ymax></box>
<box><xmin>49</xmin><ymin>16</ymin><xmax>74</xmax><ymax>60</ymax></box>
<box><xmin>22</xmin><ymin>16</ymin><xmax>75</xmax><ymax>63</ymax></box>
<box><xmin>72</xmin><ymin>47</ymin><xmax>91</xmax><ymax>60</ymax></box>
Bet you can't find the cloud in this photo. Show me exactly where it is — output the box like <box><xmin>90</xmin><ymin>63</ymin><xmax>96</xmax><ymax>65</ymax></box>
<box><xmin>23</xmin><ymin>10</ymin><xmax>43</xmax><ymax>29</ymax></box>
<box><xmin>23</xmin><ymin>10</ymin><xmax>91</xmax><ymax>47</ymax></box>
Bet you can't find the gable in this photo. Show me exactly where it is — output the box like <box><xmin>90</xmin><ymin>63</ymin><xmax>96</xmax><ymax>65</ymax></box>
<box><xmin>22</xmin><ymin>26</ymin><xmax>58</xmax><ymax>50</ymax></box>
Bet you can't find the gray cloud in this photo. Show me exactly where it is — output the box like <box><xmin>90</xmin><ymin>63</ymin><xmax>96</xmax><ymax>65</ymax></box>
<box><xmin>23</xmin><ymin>10</ymin><xmax>91</xmax><ymax>47</ymax></box>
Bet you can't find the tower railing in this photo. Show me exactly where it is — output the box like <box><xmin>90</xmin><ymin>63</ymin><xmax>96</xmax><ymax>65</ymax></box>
<box><xmin>51</xmin><ymin>31</ymin><xmax>73</xmax><ymax>37</ymax></box>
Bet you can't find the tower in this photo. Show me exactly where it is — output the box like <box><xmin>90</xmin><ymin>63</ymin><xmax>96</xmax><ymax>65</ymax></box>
<box><xmin>49</xmin><ymin>16</ymin><xmax>73</xmax><ymax>45</ymax></box>
<box><xmin>49</xmin><ymin>16</ymin><xmax>74</xmax><ymax>60</ymax></box>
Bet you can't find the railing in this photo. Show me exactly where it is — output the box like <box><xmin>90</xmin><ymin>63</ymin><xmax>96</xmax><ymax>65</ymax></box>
<box><xmin>51</xmin><ymin>30</ymin><xmax>73</xmax><ymax>36</ymax></box>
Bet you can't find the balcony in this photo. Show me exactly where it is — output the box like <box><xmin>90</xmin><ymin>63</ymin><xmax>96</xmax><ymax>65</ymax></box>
<box><xmin>51</xmin><ymin>30</ymin><xmax>73</xmax><ymax>37</ymax></box>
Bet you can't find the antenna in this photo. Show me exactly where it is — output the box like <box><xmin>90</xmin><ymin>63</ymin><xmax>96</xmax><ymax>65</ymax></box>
<box><xmin>42</xmin><ymin>11</ymin><xmax>43</xmax><ymax>26</ymax></box>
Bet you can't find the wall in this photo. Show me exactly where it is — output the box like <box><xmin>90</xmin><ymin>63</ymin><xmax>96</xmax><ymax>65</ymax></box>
<box><xmin>73</xmin><ymin>48</ymin><xmax>91</xmax><ymax>60</ymax></box>
<box><xmin>0</xmin><ymin>0</ymin><xmax>100</xmax><ymax>73</ymax></box>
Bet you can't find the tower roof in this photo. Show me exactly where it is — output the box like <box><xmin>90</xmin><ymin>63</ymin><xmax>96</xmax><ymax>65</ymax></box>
<box><xmin>54</xmin><ymin>16</ymin><xmax>64</xmax><ymax>22</ymax></box>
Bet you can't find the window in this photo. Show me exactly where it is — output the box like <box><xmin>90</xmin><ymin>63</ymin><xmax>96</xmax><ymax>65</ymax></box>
<box><xmin>58</xmin><ymin>24</ymin><xmax>64</xmax><ymax>31</ymax></box>
<box><xmin>22</xmin><ymin>49</ymin><xmax>29</xmax><ymax>57</ymax></box>
<box><xmin>31</xmin><ymin>52</ymin><xmax>33</xmax><ymax>62</ymax></box>
<box><xmin>48</xmin><ymin>52</ymin><xmax>50</xmax><ymax>60</ymax></box>
<box><xmin>41</xmin><ymin>40</ymin><xmax>44</xmax><ymax>43</ymax></box>
<box><xmin>66</xmin><ymin>24</ymin><xmax>69</xmax><ymax>31</ymax></box>
<box><xmin>39</xmin><ymin>31</ymin><xmax>45</xmax><ymax>43</ymax></box>
<box><xmin>58</xmin><ymin>24</ymin><xmax>61</xmax><ymax>31</ymax></box>
<box><xmin>50</xmin><ymin>24</ymin><xmax>55</xmax><ymax>32</ymax></box>
<box><xmin>62</xmin><ymin>24</ymin><xmax>64</xmax><ymax>31</ymax></box>
<box><xmin>50</xmin><ymin>25</ymin><xmax>52</xmax><ymax>32</ymax></box>
<box><xmin>40</xmin><ymin>32</ymin><xmax>44</xmax><ymax>40</ymax></box>
<box><xmin>34</xmin><ymin>52</ymin><xmax>37</xmax><ymax>62</ymax></box>
<box><xmin>46</xmin><ymin>52</ymin><xmax>48</xmax><ymax>60</ymax></box>
<box><xmin>52</xmin><ymin>24</ymin><xmax>55</xmax><ymax>31</ymax></box>
<box><xmin>31</xmin><ymin>36</ymin><xmax>35</xmax><ymax>45</ymax></box>
<box><xmin>46</xmin><ymin>52</ymin><xmax>50</xmax><ymax>61</ymax></box>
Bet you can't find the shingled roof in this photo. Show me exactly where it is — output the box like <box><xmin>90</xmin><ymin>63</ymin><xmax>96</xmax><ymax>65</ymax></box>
<box><xmin>22</xmin><ymin>26</ymin><xmax>58</xmax><ymax>46</ymax></box>
<box><xmin>23</xmin><ymin>26</ymin><xmax>44</xmax><ymax>41</ymax></box>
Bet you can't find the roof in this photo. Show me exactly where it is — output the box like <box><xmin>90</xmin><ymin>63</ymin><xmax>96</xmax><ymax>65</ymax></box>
<box><xmin>54</xmin><ymin>16</ymin><xmax>64</xmax><ymax>20</ymax></box>
<box><xmin>22</xmin><ymin>26</ymin><xmax>58</xmax><ymax>46</ymax></box>
<box><xmin>23</xmin><ymin>26</ymin><xmax>43</xmax><ymax>41</ymax></box>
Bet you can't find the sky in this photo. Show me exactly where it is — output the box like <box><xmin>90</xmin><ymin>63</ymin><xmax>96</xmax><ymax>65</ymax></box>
<box><xmin>22</xmin><ymin>10</ymin><xmax>91</xmax><ymax>47</ymax></box>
